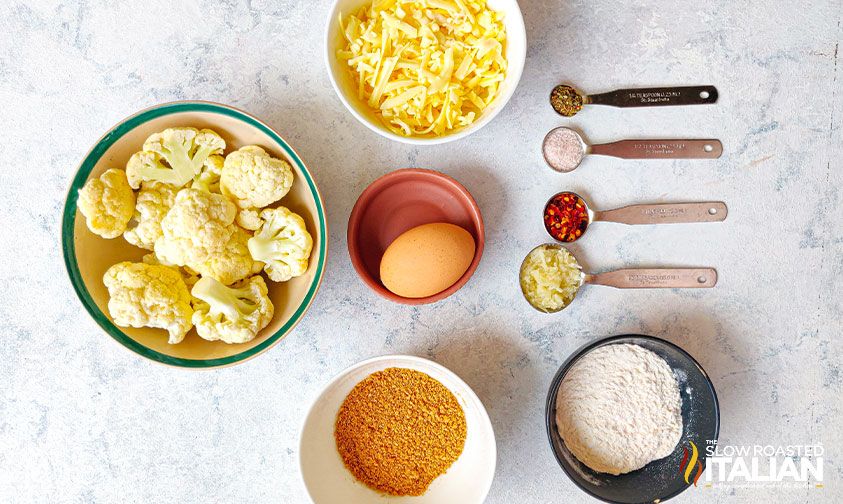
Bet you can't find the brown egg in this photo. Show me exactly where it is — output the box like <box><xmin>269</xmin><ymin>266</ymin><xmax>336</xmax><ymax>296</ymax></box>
<box><xmin>380</xmin><ymin>223</ymin><xmax>476</xmax><ymax>298</ymax></box>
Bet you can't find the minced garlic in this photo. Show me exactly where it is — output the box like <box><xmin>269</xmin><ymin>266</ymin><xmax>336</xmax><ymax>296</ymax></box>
<box><xmin>337</xmin><ymin>0</ymin><xmax>507</xmax><ymax>137</ymax></box>
<box><xmin>520</xmin><ymin>245</ymin><xmax>583</xmax><ymax>312</ymax></box>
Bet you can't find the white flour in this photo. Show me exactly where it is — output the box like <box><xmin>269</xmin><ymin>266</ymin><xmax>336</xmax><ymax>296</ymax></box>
<box><xmin>555</xmin><ymin>344</ymin><xmax>683</xmax><ymax>475</ymax></box>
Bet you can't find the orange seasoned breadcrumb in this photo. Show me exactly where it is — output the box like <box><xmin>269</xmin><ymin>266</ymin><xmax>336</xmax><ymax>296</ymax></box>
<box><xmin>334</xmin><ymin>367</ymin><xmax>467</xmax><ymax>496</ymax></box>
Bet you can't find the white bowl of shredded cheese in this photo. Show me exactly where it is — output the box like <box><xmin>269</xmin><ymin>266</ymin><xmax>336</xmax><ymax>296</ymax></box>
<box><xmin>325</xmin><ymin>0</ymin><xmax>526</xmax><ymax>144</ymax></box>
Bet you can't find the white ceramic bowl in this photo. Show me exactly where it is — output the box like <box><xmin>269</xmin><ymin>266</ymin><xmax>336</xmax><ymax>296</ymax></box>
<box><xmin>324</xmin><ymin>0</ymin><xmax>527</xmax><ymax>145</ymax></box>
<box><xmin>300</xmin><ymin>355</ymin><xmax>497</xmax><ymax>504</ymax></box>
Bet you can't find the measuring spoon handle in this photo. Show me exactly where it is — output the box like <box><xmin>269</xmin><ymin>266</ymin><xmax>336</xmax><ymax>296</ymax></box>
<box><xmin>592</xmin><ymin>202</ymin><xmax>727</xmax><ymax>225</ymax></box>
<box><xmin>587</xmin><ymin>86</ymin><xmax>718</xmax><ymax>107</ymax></box>
<box><xmin>584</xmin><ymin>268</ymin><xmax>717</xmax><ymax>289</ymax></box>
<box><xmin>589</xmin><ymin>139</ymin><xmax>722</xmax><ymax>159</ymax></box>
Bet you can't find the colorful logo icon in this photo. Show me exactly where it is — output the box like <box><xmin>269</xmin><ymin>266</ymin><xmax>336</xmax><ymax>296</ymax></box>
<box><xmin>680</xmin><ymin>441</ymin><xmax>704</xmax><ymax>486</ymax></box>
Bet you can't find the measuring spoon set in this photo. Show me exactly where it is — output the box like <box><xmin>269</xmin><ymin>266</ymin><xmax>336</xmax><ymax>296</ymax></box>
<box><xmin>522</xmin><ymin>83</ymin><xmax>724</xmax><ymax>312</ymax></box>
<box><xmin>543</xmin><ymin>84</ymin><xmax>722</xmax><ymax>172</ymax></box>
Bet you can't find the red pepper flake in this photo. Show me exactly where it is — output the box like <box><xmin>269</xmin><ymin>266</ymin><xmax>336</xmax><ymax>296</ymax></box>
<box><xmin>543</xmin><ymin>192</ymin><xmax>589</xmax><ymax>242</ymax></box>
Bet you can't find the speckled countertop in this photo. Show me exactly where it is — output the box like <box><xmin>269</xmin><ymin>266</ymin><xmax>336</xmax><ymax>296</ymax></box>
<box><xmin>1</xmin><ymin>1</ymin><xmax>841</xmax><ymax>502</ymax></box>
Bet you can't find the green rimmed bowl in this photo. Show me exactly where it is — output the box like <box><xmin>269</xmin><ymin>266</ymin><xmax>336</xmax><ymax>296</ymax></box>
<box><xmin>61</xmin><ymin>101</ymin><xmax>328</xmax><ymax>368</ymax></box>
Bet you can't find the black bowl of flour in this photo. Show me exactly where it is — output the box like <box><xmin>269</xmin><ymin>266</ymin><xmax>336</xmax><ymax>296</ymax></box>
<box><xmin>545</xmin><ymin>334</ymin><xmax>720</xmax><ymax>504</ymax></box>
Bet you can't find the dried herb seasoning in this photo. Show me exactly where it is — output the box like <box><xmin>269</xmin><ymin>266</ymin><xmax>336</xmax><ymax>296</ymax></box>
<box><xmin>550</xmin><ymin>85</ymin><xmax>584</xmax><ymax>116</ymax></box>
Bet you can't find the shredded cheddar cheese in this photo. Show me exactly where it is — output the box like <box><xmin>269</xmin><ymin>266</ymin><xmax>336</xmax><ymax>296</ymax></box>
<box><xmin>338</xmin><ymin>0</ymin><xmax>507</xmax><ymax>137</ymax></box>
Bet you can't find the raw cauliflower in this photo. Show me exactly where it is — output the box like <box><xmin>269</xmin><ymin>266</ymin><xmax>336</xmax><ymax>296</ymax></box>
<box><xmin>191</xmin><ymin>275</ymin><xmax>274</xmax><ymax>344</ymax></box>
<box><xmin>221</xmin><ymin>146</ymin><xmax>294</xmax><ymax>209</ymax></box>
<box><xmin>154</xmin><ymin>187</ymin><xmax>236</xmax><ymax>265</ymax></box>
<box><xmin>197</xmin><ymin>225</ymin><xmax>263</xmax><ymax>286</ymax></box>
<box><xmin>123</xmin><ymin>181</ymin><xmax>179</xmax><ymax>250</ymax></box>
<box><xmin>247</xmin><ymin>207</ymin><xmax>313</xmax><ymax>282</ymax></box>
<box><xmin>190</xmin><ymin>154</ymin><xmax>224</xmax><ymax>193</ymax></box>
<box><xmin>154</xmin><ymin>188</ymin><xmax>257</xmax><ymax>285</ymax></box>
<box><xmin>125</xmin><ymin>127</ymin><xmax>225</xmax><ymax>189</ymax></box>
<box><xmin>103</xmin><ymin>261</ymin><xmax>194</xmax><ymax>344</ymax></box>
<box><xmin>142</xmin><ymin>253</ymin><xmax>200</xmax><ymax>289</ymax></box>
<box><xmin>235</xmin><ymin>208</ymin><xmax>262</xmax><ymax>231</ymax></box>
<box><xmin>77</xmin><ymin>168</ymin><xmax>136</xmax><ymax>239</ymax></box>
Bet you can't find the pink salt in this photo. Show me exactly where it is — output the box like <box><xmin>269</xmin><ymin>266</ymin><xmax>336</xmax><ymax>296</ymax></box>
<box><xmin>543</xmin><ymin>128</ymin><xmax>585</xmax><ymax>172</ymax></box>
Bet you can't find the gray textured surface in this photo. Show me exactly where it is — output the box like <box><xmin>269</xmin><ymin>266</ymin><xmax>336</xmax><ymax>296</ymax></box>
<box><xmin>1</xmin><ymin>0</ymin><xmax>841</xmax><ymax>502</ymax></box>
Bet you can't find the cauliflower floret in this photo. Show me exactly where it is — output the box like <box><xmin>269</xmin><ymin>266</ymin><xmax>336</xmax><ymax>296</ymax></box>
<box><xmin>154</xmin><ymin>188</ymin><xmax>257</xmax><ymax>285</ymax></box>
<box><xmin>191</xmin><ymin>275</ymin><xmax>274</xmax><ymax>344</ymax></box>
<box><xmin>154</xmin><ymin>187</ymin><xmax>236</xmax><ymax>265</ymax></box>
<box><xmin>190</xmin><ymin>154</ymin><xmax>223</xmax><ymax>193</ymax></box>
<box><xmin>247</xmin><ymin>207</ymin><xmax>313</xmax><ymax>282</ymax></box>
<box><xmin>123</xmin><ymin>182</ymin><xmax>179</xmax><ymax>250</ymax></box>
<box><xmin>197</xmin><ymin>225</ymin><xmax>263</xmax><ymax>285</ymax></box>
<box><xmin>77</xmin><ymin>168</ymin><xmax>136</xmax><ymax>239</ymax></box>
<box><xmin>125</xmin><ymin>127</ymin><xmax>225</xmax><ymax>189</ymax></box>
<box><xmin>142</xmin><ymin>253</ymin><xmax>200</xmax><ymax>288</ymax></box>
<box><xmin>103</xmin><ymin>261</ymin><xmax>194</xmax><ymax>344</ymax></box>
<box><xmin>236</xmin><ymin>208</ymin><xmax>262</xmax><ymax>230</ymax></box>
<box><xmin>220</xmin><ymin>146</ymin><xmax>294</xmax><ymax>209</ymax></box>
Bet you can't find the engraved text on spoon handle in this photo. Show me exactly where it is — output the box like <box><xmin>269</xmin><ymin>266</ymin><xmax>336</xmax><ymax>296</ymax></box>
<box><xmin>592</xmin><ymin>202</ymin><xmax>728</xmax><ymax>225</ymax></box>
<box><xmin>584</xmin><ymin>268</ymin><xmax>718</xmax><ymax>289</ymax></box>
<box><xmin>588</xmin><ymin>86</ymin><xmax>718</xmax><ymax>107</ymax></box>
<box><xmin>589</xmin><ymin>139</ymin><xmax>723</xmax><ymax>159</ymax></box>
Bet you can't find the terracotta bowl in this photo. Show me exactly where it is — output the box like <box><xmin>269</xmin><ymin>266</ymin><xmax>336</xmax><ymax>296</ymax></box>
<box><xmin>61</xmin><ymin>101</ymin><xmax>328</xmax><ymax>368</ymax></box>
<box><xmin>347</xmin><ymin>168</ymin><xmax>484</xmax><ymax>304</ymax></box>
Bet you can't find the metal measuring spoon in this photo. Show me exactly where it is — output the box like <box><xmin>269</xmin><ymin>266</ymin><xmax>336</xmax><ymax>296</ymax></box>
<box><xmin>543</xmin><ymin>191</ymin><xmax>727</xmax><ymax>243</ymax></box>
<box><xmin>541</xmin><ymin>127</ymin><xmax>723</xmax><ymax>173</ymax></box>
<box><xmin>519</xmin><ymin>243</ymin><xmax>717</xmax><ymax>313</ymax></box>
<box><xmin>550</xmin><ymin>84</ymin><xmax>718</xmax><ymax>117</ymax></box>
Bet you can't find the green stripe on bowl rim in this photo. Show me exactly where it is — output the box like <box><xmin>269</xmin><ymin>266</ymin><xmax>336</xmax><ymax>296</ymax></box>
<box><xmin>61</xmin><ymin>101</ymin><xmax>328</xmax><ymax>368</ymax></box>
